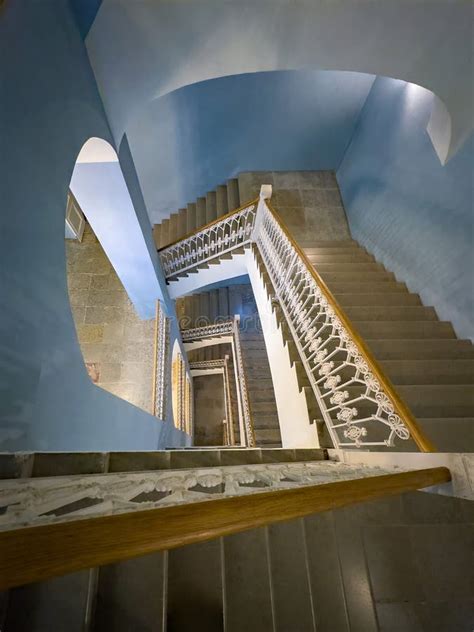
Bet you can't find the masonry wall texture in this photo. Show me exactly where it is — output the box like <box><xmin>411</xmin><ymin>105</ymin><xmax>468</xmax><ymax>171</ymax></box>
<box><xmin>66</xmin><ymin>225</ymin><xmax>154</xmax><ymax>413</ymax></box>
<box><xmin>238</xmin><ymin>171</ymin><xmax>351</xmax><ymax>242</ymax></box>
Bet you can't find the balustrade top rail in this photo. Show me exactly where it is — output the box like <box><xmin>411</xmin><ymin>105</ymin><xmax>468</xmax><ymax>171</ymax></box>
<box><xmin>0</xmin><ymin>465</ymin><xmax>449</xmax><ymax>589</ymax></box>
<box><xmin>160</xmin><ymin>190</ymin><xmax>435</xmax><ymax>453</ymax></box>
<box><xmin>181</xmin><ymin>320</ymin><xmax>234</xmax><ymax>342</ymax></box>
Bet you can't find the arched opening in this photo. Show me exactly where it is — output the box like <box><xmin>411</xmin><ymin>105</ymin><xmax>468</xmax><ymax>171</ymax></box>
<box><xmin>65</xmin><ymin>138</ymin><xmax>159</xmax><ymax>415</ymax></box>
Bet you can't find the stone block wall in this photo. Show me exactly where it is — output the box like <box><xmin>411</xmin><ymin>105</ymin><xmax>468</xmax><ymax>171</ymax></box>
<box><xmin>66</xmin><ymin>224</ymin><xmax>154</xmax><ymax>413</ymax></box>
<box><xmin>238</xmin><ymin>171</ymin><xmax>350</xmax><ymax>242</ymax></box>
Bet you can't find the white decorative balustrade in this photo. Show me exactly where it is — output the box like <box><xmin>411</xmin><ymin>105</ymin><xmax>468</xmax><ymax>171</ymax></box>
<box><xmin>0</xmin><ymin>461</ymin><xmax>395</xmax><ymax>531</ymax></box>
<box><xmin>161</xmin><ymin>189</ymin><xmax>430</xmax><ymax>452</ymax></box>
<box><xmin>255</xmin><ymin>200</ymin><xmax>418</xmax><ymax>450</ymax></box>
<box><xmin>159</xmin><ymin>202</ymin><xmax>257</xmax><ymax>279</ymax></box>
<box><xmin>181</xmin><ymin>320</ymin><xmax>234</xmax><ymax>343</ymax></box>
<box><xmin>183</xmin><ymin>318</ymin><xmax>254</xmax><ymax>447</ymax></box>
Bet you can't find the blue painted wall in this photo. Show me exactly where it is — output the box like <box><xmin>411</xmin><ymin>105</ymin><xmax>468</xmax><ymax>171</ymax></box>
<box><xmin>127</xmin><ymin>70</ymin><xmax>374</xmax><ymax>222</ymax></box>
<box><xmin>337</xmin><ymin>77</ymin><xmax>474</xmax><ymax>340</ymax></box>
<box><xmin>0</xmin><ymin>1</ymin><xmax>185</xmax><ymax>450</ymax></box>
<box><xmin>69</xmin><ymin>0</ymin><xmax>103</xmax><ymax>39</ymax></box>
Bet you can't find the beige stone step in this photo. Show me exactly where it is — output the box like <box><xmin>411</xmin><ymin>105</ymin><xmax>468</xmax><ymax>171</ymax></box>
<box><xmin>342</xmin><ymin>385</ymin><xmax>474</xmax><ymax>418</ymax></box>
<box><xmin>355</xmin><ymin>320</ymin><xmax>455</xmax><ymax>339</ymax></box>
<box><xmin>366</xmin><ymin>339</ymin><xmax>474</xmax><ymax>360</ymax></box>
<box><xmin>381</xmin><ymin>359</ymin><xmax>474</xmax><ymax>385</ymax></box>
<box><xmin>320</xmin><ymin>271</ymin><xmax>396</xmax><ymax>283</ymax></box>
<box><xmin>344</xmin><ymin>305</ymin><xmax>438</xmax><ymax>321</ymax></box>
<box><xmin>335</xmin><ymin>293</ymin><xmax>421</xmax><ymax>307</ymax></box>
<box><xmin>227</xmin><ymin>178</ymin><xmax>240</xmax><ymax>210</ymax></box>
<box><xmin>305</xmin><ymin>252</ymin><xmax>375</xmax><ymax>264</ymax></box>
<box><xmin>314</xmin><ymin>262</ymin><xmax>387</xmax><ymax>274</ymax></box>
<box><xmin>329</xmin><ymin>281</ymin><xmax>409</xmax><ymax>293</ymax></box>
<box><xmin>409</xmin><ymin>418</ymin><xmax>474</xmax><ymax>452</ymax></box>
<box><xmin>254</xmin><ymin>428</ymin><xmax>282</xmax><ymax>445</ymax></box>
<box><xmin>296</xmin><ymin>240</ymin><xmax>358</xmax><ymax>248</ymax></box>
<box><xmin>319</xmin><ymin>359</ymin><xmax>474</xmax><ymax>386</ymax></box>
<box><xmin>206</xmin><ymin>190</ymin><xmax>217</xmax><ymax>223</ymax></box>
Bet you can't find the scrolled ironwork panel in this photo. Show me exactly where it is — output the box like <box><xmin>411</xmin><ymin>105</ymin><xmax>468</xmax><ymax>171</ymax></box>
<box><xmin>255</xmin><ymin>202</ymin><xmax>412</xmax><ymax>450</ymax></box>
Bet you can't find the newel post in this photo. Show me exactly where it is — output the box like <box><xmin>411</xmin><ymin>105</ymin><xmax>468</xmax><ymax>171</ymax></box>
<box><xmin>251</xmin><ymin>184</ymin><xmax>272</xmax><ymax>241</ymax></box>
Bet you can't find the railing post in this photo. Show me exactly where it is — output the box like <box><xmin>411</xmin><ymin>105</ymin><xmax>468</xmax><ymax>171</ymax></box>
<box><xmin>251</xmin><ymin>184</ymin><xmax>272</xmax><ymax>242</ymax></box>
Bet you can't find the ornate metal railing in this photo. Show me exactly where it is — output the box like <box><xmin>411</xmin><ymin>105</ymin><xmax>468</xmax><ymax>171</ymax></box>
<box><xmin>255</xmin><ymin>198</ymin><xmax>433</xmax><ymax>452</ymax></box>
<box><xmin>152</xmin><ymin>300</ymin><xmax>169</xmax><ymax>418</ymax></box>
<box><xmin>181</xmin><ymin>320</ymin><xmax>234</xmax><ymax>342</ymax></box>
<box><xmin>232</xmin><ymin>317</ymin><xmax>255</xmax><ymax>447</ymax></box>
<box><xmin>183</xmin><ymin>318</ymin><xmax>254</xmax><ymax>446</ymax></box>
<box><xmin>159</xmin><ymin>200</ymin><xmax>258</xmax><ymax>278</ymax></box>
<box><xmin>161</xmin><ymin>188</ymin><xmax>433</xmax><ymax>452</ymax></box>
<box><xmin>0</xmin><ymin>461</ymin><xmax>394</xmax><ymax>531</ymax></box>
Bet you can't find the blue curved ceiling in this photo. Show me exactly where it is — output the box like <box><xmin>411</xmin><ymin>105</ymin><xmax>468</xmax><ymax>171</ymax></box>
<box><xmin>126</xmin><ymin>70</ymin><xmax>375</xmax><ymax>223</ymax></box>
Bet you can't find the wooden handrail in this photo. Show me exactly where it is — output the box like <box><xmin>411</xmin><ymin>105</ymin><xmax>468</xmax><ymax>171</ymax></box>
<box><xmin>0</xmin><ymin>467</ymin><xmax>449</xmax><ymax>590</ymax></box>
<box><xmin>265</xmin><ymin>201</ymin><xmax>437</xmax><ymax>453</ymax></box>
<box><xmin>157</xmin><ymin>197</ymin><xmax>259</xmax><ymax>252</ymax></box>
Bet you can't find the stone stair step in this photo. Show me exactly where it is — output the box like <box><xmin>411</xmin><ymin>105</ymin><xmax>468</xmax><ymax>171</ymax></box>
<box><xmin>4</xmin><ymin>571</ymin><xmax>93</xmax><ymax>632</ymax></box>
<box><xmin>196</xmin><ymin>197</ymin><xmax>207</xmax><ymax>226</ymax></box>
<box><xmin>341</xmin><ymin>384</ymin><xmax>474</xmax><ymax>418</ymax></box>
<box><xmin>416</xmin><ymin>418</ymin><xmax>474</xmax><ymax>452</ymax></box>
<box><xmin>366</xmin><ymin>339</ymin><xmax>474</xmax><ymax>360</ymax></box>
<box><xmin>334</xmin><ymin>293</ymin><xmax>421</xmax><ymax>307</ymax></box>
<box><xmin>167</xmin><ymin>540</ymin><xmax>223</xmax><ymax>631</ymax></box>
<box><xmin>267</xmin><ymin>520</ymin><xmax>315</xmax><ymax>632</ymax></box>
<box><xmin>305</xmin><ymin>252</ymin><xmax>375</xmax><ymax>263</ymax></box>
<box><xmin>227</xmin><ymin>178</ymin><xmax>240</xmax><ymax>210</ymax></box>
<box><xmin>303</xmin><ymin>512</ymin><xmax>350</xmax><ymax>631</ymax></box>
<box><xmin>344</xmin><ymin>305</ymin><xmax>438</xmax><ymax>321</ymax></box>
<box><xmin>314</xmin><ymin>262</ymin><xmax>386</xmax><ymax>274</ymax></box>
<box><xmin>178</xmin><ymin>208</ymin><xmax>187</xmax><ymax>238</ymax></box>
<box><xmin>206</xmin><ymin>191</ymin><xmax>217</xmax><ymax>223</ymax></box>
<box><xmin>354</xmin><ymin>320</ymin><xmax>455</xmax><ymax>339</ymax></box>
<box><xmin>254</xmin><ymin>428</ymin><xmax>282</xmax><ymax>444</ymax></box>
<box><xmin>216</xmin><ymin>184</ymin><xmax>229</xmax><ymax>217</ymax></box>
<box><xmin>297</xmin><ymin>239</ymin><xmax>358</xmax><ymax>249</ymax></box>
<box><xmin>319</xmin><ymin>271</ymin><xmax>396</xmax><ymax>283</ymax></box>
<box><xmin>329</xmin><ymin>281</ymin><xmax>409</xmax><ymax>293</ymax></box>
<box><xmin>93</xmin><ymin>554</ymin><xmax>165</xmax><ymax>632</ymax></box>
<box><xmin>380</xmin><ymin>359</ymin><xmax>474</xmax><ymax>385</ymax></box>
<box><xmin>223</xmin><ymin>529</ymin><xmax>274</xmax><ymax>632</ymax></box>
<box><xmin>187</xmin><ymin>202</ymin><xmax>197</xmax><ymax>232</ymax></box>
<box><xmin>152</xmin><ymin>223</ymin><xmax>161</xmax><ymax>249</ymax></box>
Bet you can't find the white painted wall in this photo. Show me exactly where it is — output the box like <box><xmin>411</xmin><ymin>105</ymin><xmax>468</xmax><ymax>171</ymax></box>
<box><xmin>245</xmin><ymin>250</ymin><xmax>319</xmax><ymax>448</ymax></box>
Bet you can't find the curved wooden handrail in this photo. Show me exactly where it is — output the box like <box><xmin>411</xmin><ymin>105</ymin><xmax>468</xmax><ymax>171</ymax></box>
<box><xmin>265</xmin><ymin>200</ymin><xmax>436</xmax><ymax>453</ymax></box>
<box><xmin>157</xmin><ymin>197</ymin><xmax>260</xmax><ymax>252</ymax></box>
<box><xmin>0</xmin><ymin>467</ymin><xmax>450</xmax><ymax>590</ymax></box>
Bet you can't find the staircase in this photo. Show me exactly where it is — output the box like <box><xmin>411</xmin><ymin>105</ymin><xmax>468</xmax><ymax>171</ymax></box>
<box><xmin>153</xmin><ymin>178</ymin><xmax>240</xmax><ymax>249</ymax></box>
<box><xmin>297</xmin><ymin>238</ymin><xmax>474</xmax><ymax>452</ymax></box>
<box><xmin>158</xmin><ymin>171</ymin><xmax>474</xmax><ymax>452</ymax></box>
<box><xmin>1</xmin><ymin>450</ymin><xmax>472</xmax><ymax>632</ymax></box>
<box><xmin>177</xmin><ymin>286</ymin><xmax>281</xmax><ymax>447</ymax></box>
